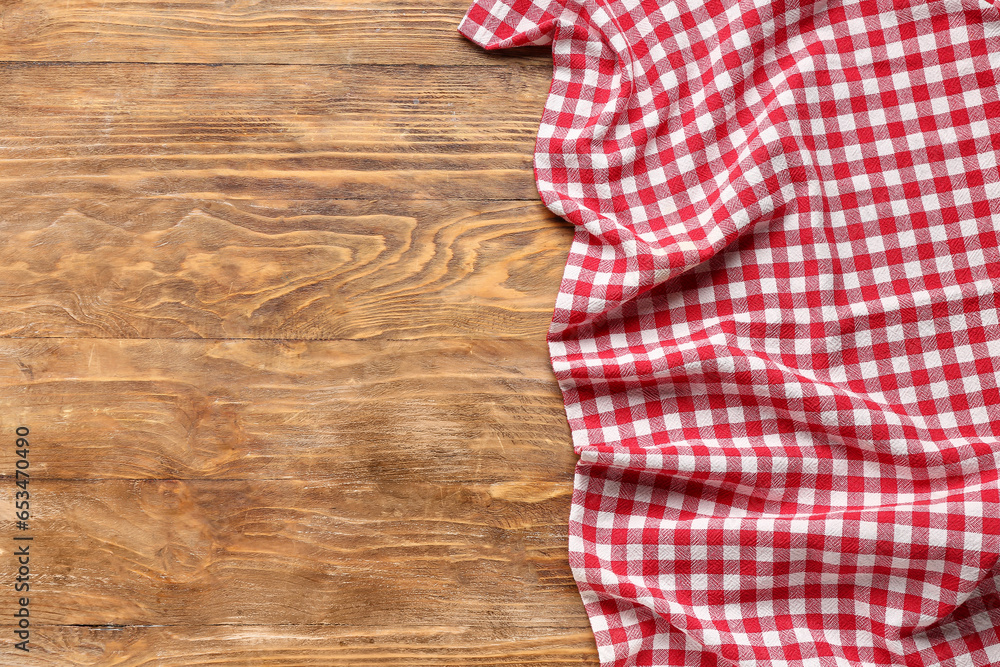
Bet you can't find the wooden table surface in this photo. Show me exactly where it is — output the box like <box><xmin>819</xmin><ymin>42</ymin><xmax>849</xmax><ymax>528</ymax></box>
<box><xmin>0</xmin><ymin>1</ymin><xmax>599</xmax><ymax>664</ymax></box>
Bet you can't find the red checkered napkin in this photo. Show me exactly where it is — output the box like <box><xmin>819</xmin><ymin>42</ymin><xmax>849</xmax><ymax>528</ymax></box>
<box><xmin>460</xmin><ymin>1</ymin><xmax>1000</xmax><ymax>665</ymax></box>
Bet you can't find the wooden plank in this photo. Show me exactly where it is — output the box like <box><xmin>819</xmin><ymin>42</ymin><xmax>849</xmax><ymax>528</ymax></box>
<box><xmin>0</xmin><ymin>338</ymin><xmax>574</xmax><ymax>481</ymax></box>
<box><xmin>8</xmin><ymin>626</ymin><xmax>599</xmax><ymax>665</ymax></box>
<box><xmin>0</xmin><ymin>63</ymin><xmax>551</xmax><ymax>201</ymax></box>
<box><xmin>0</xmin><ymin>0</ymin><xmax>553</xmax><ymax>65</ymax></box>
<box><xmin>0</xmin><ymin>198</ymin><xmax>572</xmax><ymax>339</ymax></box>
<box><xmin>0</xmin><ymin>478</ymin><xmax>584</xmax><ymax>628</ymax></box>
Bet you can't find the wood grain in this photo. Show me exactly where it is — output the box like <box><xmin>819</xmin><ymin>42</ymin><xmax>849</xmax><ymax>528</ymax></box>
<box><xmin>0</xmin><ymin>63</ymin><xmax>550</xmax><ymax>200</ymax></box>
<box><xmin>0</xmin><ymin>0</ymin><xmax>599</xmax><ymax>662</ymax></box>
<box><xmin>14</xmin><ymin>626</ymin><xmax>599</xmax><ymax>666</ymax></box>
<box><xmin>0</xmin><ymin>337</ymin><xmax>573</xmax><ymax>481</ymax></box>
<box><xmin>0</xmin><ymin>338</ymin><xmax>594</xmax><ymax>663</ymax></box>
<box><xmin>0</xmin><ymin>198</ymin><xmax>572</xmax><ymax>339</ymax></box>
<box><xmin>0</xmin><ymin>478</ymin><xmax>579</xmax><ymax>626</ymax></box>
<box><xmin>0</xmin><ymin>0</ymin><xmax>553</xmax><ymax>65</ymax></box>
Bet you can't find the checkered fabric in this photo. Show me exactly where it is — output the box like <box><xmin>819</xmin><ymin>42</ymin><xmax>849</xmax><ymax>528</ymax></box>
<box><xmin>460</xmin><ymin>1</ymin><xmax>1000</xmax><ymax>665</ymax></box>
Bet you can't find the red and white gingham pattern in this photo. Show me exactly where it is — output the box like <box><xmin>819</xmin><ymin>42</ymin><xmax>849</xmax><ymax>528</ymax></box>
<box><xmin>460</xmin><ymin>1</ymin><xmax>1000</xmax><ymax>665</ymax></box>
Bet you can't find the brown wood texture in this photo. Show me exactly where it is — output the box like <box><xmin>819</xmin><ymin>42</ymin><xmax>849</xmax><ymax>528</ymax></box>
<box><xmin>0</xmin><ymin>1</ymin><xmax>598</xmax><ymax>664</ymax></box>
<box><xmin>9</xmin><ymin>627</ymin><xmax>599</xmax><ymax>666</ymax></box>
<box><xmin>0</xmin><ymin>338</ymin><xmax>571</xmax><ymax>480</ymax></box>
<box><xmin>0</xmin><ymin>64</ymin><xmax>548</xmax><ymax>201</ymax></box>
<box><xmin>0</xmin><ymin>199</ymin><xmax>572</xmax><ymax>339</ymax></box>
<box><xmin>0</xmin><ymin>0</ymin><xmax>552</xmax><ymax>65</ymax></box>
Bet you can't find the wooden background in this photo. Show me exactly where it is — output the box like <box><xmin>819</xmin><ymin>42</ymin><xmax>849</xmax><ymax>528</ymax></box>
<box><xmin>0</xmin><ymin>1</ymin><xmax>598</xmax><ymax>664</ymax></box>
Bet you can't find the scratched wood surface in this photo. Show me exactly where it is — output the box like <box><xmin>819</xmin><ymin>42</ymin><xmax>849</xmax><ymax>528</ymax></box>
<box><xmin>0</xmin><ymin>1</ymin><xmax>598</xmax><ymax>665</ymax></box>
<box><xmin>0</xmin><ymin>64</ymin><xmax>547</xmax><ymax>201</ymax></box>
<box><xmin>0</xmin><ymin>0</ymin><xmax>551</xmax><ymax>65</ymax></box>
<box><xmin>0</xmin><ymin>199</ymin><xmax>571</xmax><ymax>339</ymax></box>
